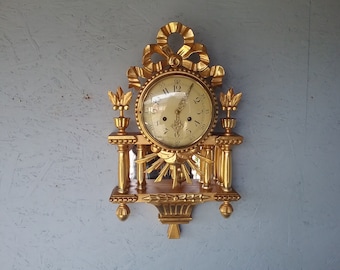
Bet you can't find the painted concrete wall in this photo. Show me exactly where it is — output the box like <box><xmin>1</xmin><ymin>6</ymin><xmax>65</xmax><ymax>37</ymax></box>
<box><xmin>1</xmin><ymin>0</ymin><xmax>339</xmax><ymax>269</ymax></box>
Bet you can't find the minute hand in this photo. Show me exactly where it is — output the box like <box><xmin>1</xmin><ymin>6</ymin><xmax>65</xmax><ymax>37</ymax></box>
<box><xmin>175</xmin><ymin>83</ymin><xmax>194</xmax><ymax>114</ymax></box>
<box><xmin>171</xmin><ymin>83</ymin><xmax>194</xmax><ymax>137</ymax></box>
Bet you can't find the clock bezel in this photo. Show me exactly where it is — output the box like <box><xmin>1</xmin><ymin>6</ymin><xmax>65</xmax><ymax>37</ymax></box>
<box><xmin>135</xmin><ymin>67</ymin><xmax>218</xmax><ymax>153</ymax></box>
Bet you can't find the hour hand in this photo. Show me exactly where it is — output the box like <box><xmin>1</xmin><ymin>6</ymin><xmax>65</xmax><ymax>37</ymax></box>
<box><xmin>171</xmin><ymin>113</ymin><xmax>183</xmax><ymax>137</ymax></box>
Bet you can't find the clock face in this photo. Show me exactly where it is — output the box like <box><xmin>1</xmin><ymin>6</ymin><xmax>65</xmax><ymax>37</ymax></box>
<box><xmin>136</xmin><ymin>71</ymin><xmax>217</xmax><ymax>150</ymax></box>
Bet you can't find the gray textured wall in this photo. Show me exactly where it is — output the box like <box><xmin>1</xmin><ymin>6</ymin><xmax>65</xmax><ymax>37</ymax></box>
<box><xmin>1</xmin><ymin>0</ymin><xmax>340</xmax><ymax>269</ymax></box>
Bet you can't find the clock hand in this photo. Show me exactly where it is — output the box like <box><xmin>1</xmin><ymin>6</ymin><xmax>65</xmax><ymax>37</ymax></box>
<box><xmin>172</xmin><ymin>83</ymin><xmax>194</xmax><ymax>136</ymax></box>
<box><xmin>171</xmin><ymin>113</ymin><xmax>183</xmax><ymax>137</ymax></box>
<box><xmin>175</xmin><ymin>83</ymin><xmax>194</xmax><ymax>114</ymax></box>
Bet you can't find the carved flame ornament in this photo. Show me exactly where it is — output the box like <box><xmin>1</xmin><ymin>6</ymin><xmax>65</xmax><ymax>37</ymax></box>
<box><xmin>107</xmin><ymin>22</ymin><xmax>243</xmax><ymax>238</ymax></box>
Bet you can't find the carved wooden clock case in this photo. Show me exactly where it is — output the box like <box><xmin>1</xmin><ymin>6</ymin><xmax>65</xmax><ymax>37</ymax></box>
<box><xmin>107</xmin><ymin>22</ymin><xmax>243</xmax><ymax>238</ymax></box>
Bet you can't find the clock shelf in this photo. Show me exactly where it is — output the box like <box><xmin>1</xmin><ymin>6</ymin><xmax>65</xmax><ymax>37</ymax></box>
<box><xmin>109</xmin><ymin>180</ymin><xmax>241</xmax><ymax>239</ymax></box>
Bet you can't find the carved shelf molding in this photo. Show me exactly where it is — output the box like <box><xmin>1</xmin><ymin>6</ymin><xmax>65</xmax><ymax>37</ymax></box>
<box><xmin>109</xmin><ymin>180</ymin><xmax>240</xmax><ymax>238</ymax></box>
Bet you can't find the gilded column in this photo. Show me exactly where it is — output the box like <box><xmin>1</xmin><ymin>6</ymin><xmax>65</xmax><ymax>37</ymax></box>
<box><xmin>199</xmin><ymin>147</ymin><xmax>207</xmax><ymax>184</ymax></box>
<box><xmin>202</xmin><ymin>145</ymin><xmax>214</xmax><ymax>189</ymax></box>
<box><xmin>136</xmin><ymin>144</ymin><xmax>146</xmax><ymax>190</ymax></box>
<box><xmin>221</xmin><ymin>144</ymin><xmax>233</xmax><ymax>191</ymax></box>
<box><xmin>117</xmin><ymin>144</ymin><xmax>129</xmax><ymax>193</ymax></box>
<box><xmin>218</xmin><ymin>88</ymin><xmax>243</xmax><ymax>191</ymax></box>
<box><xmin>108</xmin><ymin>87</ymin><xmax>134</xmax><ymax>193</ymax></box>
<box><xmin>214</xmin><ymin>145</ymin><xmax>222</xmax><ymax>184</ymax></box>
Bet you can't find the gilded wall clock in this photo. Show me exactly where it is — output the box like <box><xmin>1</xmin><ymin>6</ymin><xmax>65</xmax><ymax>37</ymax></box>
<box><xmin>107</xmin><ymin>22</ymin><xmax>243</xmax><ymax>238</ymax></box>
